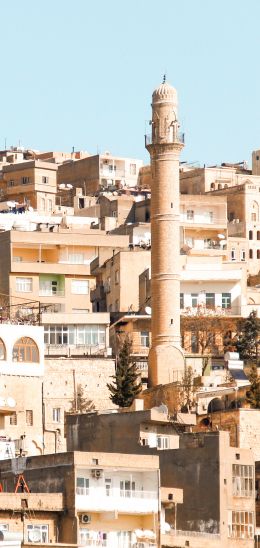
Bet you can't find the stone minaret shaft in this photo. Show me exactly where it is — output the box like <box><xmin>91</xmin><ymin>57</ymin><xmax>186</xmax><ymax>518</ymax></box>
<box><xmin>146</xmin><ymin>81</ymin><xmax>185</xmax><ymax>386</ymax></box>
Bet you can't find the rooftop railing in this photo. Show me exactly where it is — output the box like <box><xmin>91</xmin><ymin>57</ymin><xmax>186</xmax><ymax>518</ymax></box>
<box><xmin>145</xmin><ymin>132</ymin><xmax>185</xmax><ymax>146</ymax></box>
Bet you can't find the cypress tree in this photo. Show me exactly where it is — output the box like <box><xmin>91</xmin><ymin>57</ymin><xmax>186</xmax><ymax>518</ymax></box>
<box><xmin>107</xmin><ymin>338</ymin><xmax>142</xmax><ymax>407</ymax></box>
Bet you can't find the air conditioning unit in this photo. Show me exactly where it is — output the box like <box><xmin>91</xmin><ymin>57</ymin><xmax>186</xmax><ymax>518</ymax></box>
<box><xmin>91</xmin><ymin>469</ymin><xmax>103</xmax><ymax>479</ymax></box>
<box><xmin>80</xmin><ymin>514</ymin><xmax>91</xmax><ymax>524</ymax></box>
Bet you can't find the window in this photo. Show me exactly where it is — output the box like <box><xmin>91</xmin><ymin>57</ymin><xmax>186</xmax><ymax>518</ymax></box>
<box><xmin>249</xmin><ymin>230</ymin><xmax>253</xmax><ymax>240</ymax></box>
<box><xmin>209</xmin><ymin>211</ymin><xmax>213</xmax><ymax>222</ymax></box>
<box><xmin>191</xmin><ymin>332</ymin><xmax>198</xmax><ymax>353</ymax></box>
<box><xmin>231</xmin><ymin>248</ymin><xmax>236</xmax><ymax>261</ymax></box>
<box><xmin>222</xmin><ymin>293</ymin><xmax>231</xmax><ymax>309</ymax></box>
<box><xmin>52</xmin><ymin>408</ymin><xmax>61</xmax><ymax>423</ymax></box>
<box><xmin>42</xmin><ymin>176</ymin><xmax>49</xmax><ymax>184</ymax></box>
<box><xmin>40</xmin><ymin>197</ymin><xmax>45</xmax><ymax>210</ymax></box>
<box><xmin>68</xmin><ymin>253</ymin><xmax>85</xmax><ymax>264</ymax></box>
<box><xmin>0</xmin><ymin>339</ymin><xmax>6</xmax><ymax>360</ymax></box>
<box><xmin>180</xmin><ymin>293</ymin><xmax>184</xmax><ymax>309</ymax></box>
<box><xmin>105</xmin><ymin>478</ymin><xmax>112</xmax><ymax>496</ymax></box>
<box><xmin>76</xmin><ymin>476</ymin><xmax>89</xmax><ymax>496</ymax></box>
<box><xmin>258</xmin><ymin>250</ymin><xmax>260</xmax><ymax>260</ymax></box>
<box><xmin>115</xmin><ymin>299</ymin><xmax>119</xmax><ymax>311</ymax></box>
<box><xmin>157</xmin><ymin>436</ymin><xmax>170</xmax><ymax>449</ymax></box>
<box><xmin>140</xmin><ymin>331</ymin><xmax>149</xmax><ymax>347</ymax></box>
<box><xmin>44</xmin><ymin>325</ymin><xmax>106</xmax><ymax>347</ymax></box>
<box><xmin>120</xmin><ymin>480</ymin><xmax>135</xmax><ymax>497</ymax></box>
<box><xmin>251</xmin><ymin>213</ymin><xmax>257</xmax><ymax>222</ymax></box>
<box><xmin>16</xmin><ymin>277</ymin><xmax>32</xmax><ymax>292</ymax></box>
<box><xmin>26</xmin><ymin>410</ymin><xmax>33</xmax><ymax>426</ymax></box>
<box><xmin>7</xmin><ymin>180</ymin><xmax>14</xmax><ymax>187</ymax></box>
<box><xmin>206</xmin><ymin>293</ymin><xmax>215</xmax><ymax>309</ymax></box>
<box><xmin>187</xmin><ymin>209</ymin><xmax>194</xmax><ymax>221</ymax></box>
<box><xmin>27</xmin><ymin>524</ymin><xmax>48</xmax><ymax>543</ymax></box>
<box><xmin>249</xmin><ymin>249</ymin><xmax>253</xmax><ymax>259</ymax></box>
<box><xmin>240</xmin><ymin>249</ymin><xmax>246</xmax><ymax>261</ymax></box>
<box><xmin>48</xmin><ymin>199</ymin><xmax>52</xmax><ymax>212</ymax></box>
<box><xmin>191</xmin><ymin>293</ymin><xmax>198</xmax><ymax>307</ymax></box>
<box><xmin>228</xmin><ymin>511</ymin><xmax>254</xmax><ymax>539</ymax></box>
<box><xmin>232</xmin><ymin>464</ymin><xmax>254</xmax><ymax>497</ymax></box>
<box><xmin>13</xmin><ymin>337</ymin><xmax>39</xmax><ymax>363</ymax></box>
<box><xmin>10</xmin><ymin>412</ymin><xmax>17</xmax><ymax>426</ymax></box>
<box><xmin>71</xmin><ymin>279</ymin><xmax>89</xmax><ymax>294</ymax></box>
<box><xmin>130</xmin><ymin>163</ymin><xmax>136</xmax><ymax>175</ymax></box>
<box><xmin>21</xmin><ymin>177</ymin><xmax>30</xmax><ymax>185</ymax></box>
<box><xmin>257</xmin><ymin>231</ymin><xmax>260</xmax><ymax>240</ymax></box>
<box><xmin>115</xmin><ymin>270</ymin><xmax>119</xmax><ymax>284</ymax></box>
<box><xmin>0</xmin><ymin>525</ymin><xmax>9</xmax><ymax>531</ymax></box>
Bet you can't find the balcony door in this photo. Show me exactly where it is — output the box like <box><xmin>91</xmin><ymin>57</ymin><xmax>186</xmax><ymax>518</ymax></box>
<box><xmin>120</xmin><ymin>480</ymin><xmax>135</xmax><ymax>498</ymax></box>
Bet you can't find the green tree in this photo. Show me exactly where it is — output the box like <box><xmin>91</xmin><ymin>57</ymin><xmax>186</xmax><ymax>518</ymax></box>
<box><xmin>69</xmin><ymin>384</ymin><xmax>95</xmax><ymax>414</ymax></box>
<box><xmin>235</xmin><ymin>311</ymin><xmax>260</xmax><ymax>363</ymax></box>
<box><xmin>246</xmin><ymin>363</ymin><xmax>260</xmax><ymax>408</ymax></box>
<box><xmin>107</xmin><ymin>338</ymin><xmax>142</xmax><ymax>407</ymax></box>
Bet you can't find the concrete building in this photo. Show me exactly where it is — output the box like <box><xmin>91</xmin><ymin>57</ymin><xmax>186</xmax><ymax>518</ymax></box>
<box><xmin>0</xmin><ymin>161</ymin><xmax>58</xmax><ymax>214</ymax></box>
<box><xmin>145</xmin><ymin>80</ymin><xmax>185</xmax><ymax>386</ymax></box>
<box><xmin>66</xmin><ymin>411</ymin><xmax>255</xmax><ymax>547</ymax></box>
<box><xmin>57</xmin><ymin>152</ymin><xmax>143</xmax><ymax>196</ymax></box>
<box><xmin>0</xmin><ymin>451</ymin><xmax>160</xmax><ymax>547</ymax></box>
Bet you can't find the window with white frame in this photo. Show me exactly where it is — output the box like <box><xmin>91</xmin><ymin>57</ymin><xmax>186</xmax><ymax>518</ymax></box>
<box><xmin>240</xmin><ymin>249</ymin><xmax>246</xmax><ymax>261</ymax></box>
<box><xmin>10</xmin><ymin>412</ymin><xmax>17</xmax><ymax>426</ymax></box>
<box><xmin>21</xmin><ymin>177</ymin><xmax>30</xmax><ymax>185</ymax></box>
<box><xmin>231</xmin><ymin>248</ymin><xmax>236</xmax><ymax>261</ymax></box>
<box><xmin>228</xmin><ymin>510</ymin><xmax>254</xmax><ymax>539</ymax></box>
<box><xmin>232</xmin><ymin>464</ymin><xmax>254</xmax><ymax>497</ymax></box>
<box><xmin>222</xmin><ymin>293</ymin><xmax>231</xmax><ymax>309</ymax></box>
<box><xmin>68</xmin><ymin>253</ymin><xmax>85</xmax><ymax>264</ymax></box>
<box><xmin>27</xmin><ymin>524</ymin><xmax>49</xmax><ymax>543</ymax></box>
<box><xmin>48</xmin><ymin>199</ymin><xmax>52</xmax><ymax>211</ymax></box>
<box><xmin>157</xmin><ymin>436</ymin><xmax>170</xmax><ymax>449</ymax></box>
<box><xmin>120</xmin><ymin>480</ymin><xmax>135</xmax><ymax>497</ymax></box>
<box><xmin>76</xmin><ymin>476</ymin><xmax>89</xmax><ymax>496</ymax></box>
<box><xmin>140</xmin><ymin>331</ymin><xmax>149</xmax><ymax>347</ymax></box>
<box><xmin>71</xmin><ymin>279</ymin><xmax>89</xmax><ymax>294</ymax></box>
<box><xmin>180</xmin><ymin>293</ymin><xmax>184</xmax><ymax>309</ymax></box>
<box><xmin>130</xmin><ymin>163</ymin><xmax>136</xmax><ymax>175</ymax></box>
<box><xmin>191</xmin><ymin>293</ymin><xmax>198</xmax><ymax>307</ymax></box>
<box><xmin>206</xmin><ymin>293</ymin><xmax>215</xmax><ymax>309</ymax></box>
<box><xmin>15</xmin><ymin>277</ymin><xmax>32</xmax><ymax>292</ymax></box>
<box><xmin>52</xmin><ymin>408</ymin><xmax>61</xmax><ymax>423</ymax></box>
<box><xmin>42</xmin><ymin>176</ymin><xmax>49</xmax><ymax>184</ymax></box>
<box><xmin>187</xmin><ymin>209</ymin><xmax>194</xmax><ymax>220</ymax></box>
<box><xmin>44</xmin><ymin>325</ymin><xmax>106</xmax><ymax>347</ymax></box>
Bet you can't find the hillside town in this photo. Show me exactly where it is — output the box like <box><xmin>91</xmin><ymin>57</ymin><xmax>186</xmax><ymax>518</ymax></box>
<box><xmin>0</xmin><ymin>80</ymin><xmax>259</xmax><ymax>548</ymax></box>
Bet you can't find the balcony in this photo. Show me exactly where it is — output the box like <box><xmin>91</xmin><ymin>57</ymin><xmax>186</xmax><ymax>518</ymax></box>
<box><xmin>76</xmin><ymin>487</ymin><xmax>158</xmax><ymax>514</ymax></box>
<box><xmin>145</xmin><ymin>132</ymin><xmax>185</xmax><ymax>146</ymax></box>
<box><xmin>11</xmin><ymin>259</ymin><xmax>90</xmax><ymax>276</ymax></box>
<box><xmin>180</xmin><ymin>214</ymin><xmax>227</xmax><ymax>227</ymax></box>
<box><xmin>39</xmin><ymin>288</ymin><xmax>65</xmax><ymax>297</ymax></box>
<box><xmin>100</xmin><ymin>168</ymin><xmax>126</xmax><ymax>178</ymax></box>
<box><xmin>181</xmin><ymin>306</ymin><xmax>240</xmax><ymax>317</ymax></box>
<box><xmin>45</xmin><ymin>344</ymin><xmax>107</xmax><ymax>358</ymax></box>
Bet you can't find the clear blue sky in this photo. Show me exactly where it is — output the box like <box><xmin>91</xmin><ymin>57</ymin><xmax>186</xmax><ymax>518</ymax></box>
<box><xmin>1</xmin><ymin>0</ymin><xmax>260</xmax><ymax>166</ymax></box>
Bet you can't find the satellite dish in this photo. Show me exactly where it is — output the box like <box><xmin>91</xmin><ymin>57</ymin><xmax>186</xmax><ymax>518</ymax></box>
<box><xmin>28</xmin><ymin>206</ymin><xmax>34</xmax><ymax>212</ymax></box>
<box><xmin>217</xmin><ymin>233</ymin><xmax>225</xmax><ymax>239</ymax></box>
<box><xmin>59</xmin><ymin>183</ymin><xmax>65</xmax><ymax>189</ymax></box>
<box><xmin>28</xmin><ymin>530</ymin><xmax>41</xmax><ymax>542</ymax></box>
<box><xmin>66</xmin><ymin>184</ymin><xmax>73</xmax><ymax>189</ymax></box>
<box><xmin>145</xmin><ymin>306</ymin><xmax>152</xmax><ymax>315</ymax></box>
<box><xmin>6</xmin><ymin>201</ymin><xmax>16</xmax><ymax>208</ymax></box>
<box><xmin>0</xmin><ymin>398</ymin><xmax>5</xmax><ymax>407</ymax></box>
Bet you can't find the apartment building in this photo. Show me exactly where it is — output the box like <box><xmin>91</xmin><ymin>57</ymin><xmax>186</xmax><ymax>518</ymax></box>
<box><xmin>91</xmin><ymin>249</ymin><xmax>151</xmax><ymax>317</ymax></box>
<box><xmin>67</xmin><ymin>412</ymin><xmax>255</xmax><ymax>547</ymax></box>
<box><xmin>57</xmin><ymin>152</ymin><xmax>143</xmax><ymax>195</ymax></box>
<box><xmin>179</xmin><ymin>163</ymin><xmax>254</xmax><ymax>195</ymax></box>
<box><xmin>0</xmin><ymin>451</ymin><xmax>160</xmax><ymax>547</ymax></box>
<box><xmin>0</xmin><ymin>160</ymin><xmax>58</xmax><ymax>213</ymax></box>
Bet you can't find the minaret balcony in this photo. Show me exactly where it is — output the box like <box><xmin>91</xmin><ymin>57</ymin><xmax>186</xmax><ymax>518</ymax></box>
<box><xmin>145</xmin><ymin>132</ymin><xmax>185</xmax><ymax>147</ymax></box>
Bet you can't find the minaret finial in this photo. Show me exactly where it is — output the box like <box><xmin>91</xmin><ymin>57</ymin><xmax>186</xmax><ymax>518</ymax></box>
<box><xmin>163</xmin><ymin>74</ymin><xmax>166</xmax><ymax>84</ymax></box>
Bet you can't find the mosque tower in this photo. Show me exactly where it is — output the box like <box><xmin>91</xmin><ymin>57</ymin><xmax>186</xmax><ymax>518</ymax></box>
<box><xmin>145</xmin><ymin>78</ymin><xmax>185</xmax><ymax>386</ymax></box>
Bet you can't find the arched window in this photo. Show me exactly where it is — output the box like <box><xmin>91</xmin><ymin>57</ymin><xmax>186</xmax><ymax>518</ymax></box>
<box><xmin>224</xmin><ymin>184</ymin><xmax>228</xmax><ymax>189</ymax></box>
<box><xmin>257</xmin><ymin>250</ymin><xmax>260</xmax><ymax>259</ymax></box>
<box><xmin>257</xmin><ymin>231</ymin><xmax>260</xmax><ymax>240</ymax></box>
<box><xmin>249</xmin><ymin>249</ymin><xmax>253</xmax><ymax>259</ymax></box>
<box><xmin>249</xmin><ymin>230</ymin><xmax>253</xmax><ymax>240</ymax></box>
<box><xmin>13</xmin><ymin>337</ymin><xmax>39</xmax><ymax>363</ymax></box>
<box><xmin>0</xmin><ymin>339</ymin><xmax>6</xmax><ymax>360</ymax></box>
<box><xmin>210</xmin><ymin>183</ymin><xmax>215</xmax><ymax>190</ymax></box>
<box><xmin>218</xmin><ymin>184</ymin><xmax>222</xmax><ymax>190</ymax></box>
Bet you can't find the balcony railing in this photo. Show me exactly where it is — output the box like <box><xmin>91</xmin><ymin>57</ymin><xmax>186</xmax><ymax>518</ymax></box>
<box><xmin>76</xmin><ymin>487</ymin><xmax>156</xmax><ymax>499</ymax></box>
<box><xmin>181</xmin><ymin>306</ymin><xmax>240</xmax><ymax>317</ymax></box>
<box><xmin>39</xmin><ymin>289</ymin><xmax>65</xmax><ymax>297</ymax></box>
<box><xmin>100</xmin><ymin>169</ymin><xmax>126</xmax><ymax>178</ymax></box>
<box><xmin>45</xmin><ymin>344</ymin><xmax>107</xmax><ymax>357</ymax></box>
<box><xmin>145</xmin><ymin>132</ymin><xmax>185</xmax><ymax>146</ymax></box>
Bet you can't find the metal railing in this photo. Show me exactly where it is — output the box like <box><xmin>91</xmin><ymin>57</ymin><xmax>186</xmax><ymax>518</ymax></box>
<box><xmin>145</xmin><ymin>132</ymin><xmax>185</xmax><ymax>146</ymax></box>
<box><xmin>76</xmin><ymin>487</ymin><xmax>157</xmax><ymax>500</ymax></box>
<box><xmin>181</xmin><ymin>306</ymin><xmax>240</xmax><ymax>317</ymax></box>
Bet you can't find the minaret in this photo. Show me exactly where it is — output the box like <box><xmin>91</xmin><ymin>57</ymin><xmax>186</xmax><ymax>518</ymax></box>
<box><xmin>145</xmin><ymin>78</ymin><xmax>185</xmax><ymax>386</ymax></box>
